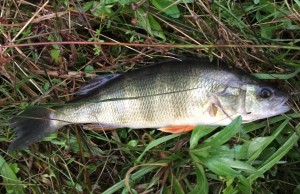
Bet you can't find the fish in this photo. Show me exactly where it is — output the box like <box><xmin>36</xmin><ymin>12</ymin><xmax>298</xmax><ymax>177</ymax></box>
<box><xmin>8</xmin><ymin>58</ymin><xmax>291</xmax><ymax>150</ymax></box>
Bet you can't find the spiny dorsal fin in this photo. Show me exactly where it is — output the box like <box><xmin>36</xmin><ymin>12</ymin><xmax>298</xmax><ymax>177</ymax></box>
<box><xmin>75</xmin><ymin>74</ymin><xmax>120</xmax><ymax>96</ymax></box>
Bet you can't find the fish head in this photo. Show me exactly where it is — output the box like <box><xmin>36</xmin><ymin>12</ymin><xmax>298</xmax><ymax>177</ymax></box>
<box><xmin>215</xmin><ymin>83</ymin><xmax>290</xmax><ymax>123</ymax></box>
<box><xmin>241</xmin><ymin>84</ymin><xmax>290</xmax><ymax>122</ymax></box>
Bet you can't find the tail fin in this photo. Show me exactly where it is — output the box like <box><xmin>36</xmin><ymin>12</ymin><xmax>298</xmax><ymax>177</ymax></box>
<box><xmin>8</xmin><ymin>107</ymin><xmax>61</xmax><ymax>151</ymax></box>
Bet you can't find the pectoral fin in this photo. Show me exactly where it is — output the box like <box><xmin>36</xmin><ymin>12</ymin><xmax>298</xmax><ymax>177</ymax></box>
<box><xmin>208</xmin><ymin>103</ymin><xmax>218</xmax><ymax>117</ymax></box>
<box><xmin>158</xmin><ymin>125</ymin><xmax>195</xmax><ymax>133</ymax></box>
<box><xmin>209</xmin><ymin>95</ymin><xmax>233</xmax><ymax>119</ymax></box>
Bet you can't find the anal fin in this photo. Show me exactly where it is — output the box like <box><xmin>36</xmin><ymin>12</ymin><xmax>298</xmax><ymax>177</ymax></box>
<box><xmin>158</xmin><ymin>125</ymin><xmax>195</xmax><ymax>134</ymax></box>
<box><xmin>83</xmin><ymin>124</ymin><xmax>117</xmax><ymax>131</ymax></box>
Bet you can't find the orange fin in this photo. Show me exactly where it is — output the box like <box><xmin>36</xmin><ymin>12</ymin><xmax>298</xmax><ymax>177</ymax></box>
<box><xmin>158</xmin><ymin>125</ymin><xmax>195</xmax><ymax>134</ymax></box>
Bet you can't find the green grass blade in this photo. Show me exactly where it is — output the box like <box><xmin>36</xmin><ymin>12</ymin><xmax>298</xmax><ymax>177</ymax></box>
<box><xmin>294</xmin><ymin>0</ymin><xmax>300</xmax><ymax>6</ymax></box>
<box><xmin>102</xmin><ymin>165</ymin><xmax>158</xmax><ymax>194</ymax></box>
<box><xmin>219</xmin><ymin>158</ymin><xmax>257</xmax><ymax>174</ymax></box>
<box><xmin>247</xmin><ymin>119</ymin><xmax>289</xmax><ymax>163</ymax></box>
<box><xmin>136</xmin><ymin>133</ymin><xmax>181</xmax><ymax>163</ymax></box>
<box><xmin>189</xmin><ymin>126</ymin><xmax>217</xmax><ymax>149</ymax></box>
<box><xmin>235</xmin><ymin>175</ymin><xmax>252</xmax><ymax>194</ymax></box>
<box><xmin>242</xmin><ymin>115</ymin><xmax>290</xmax><ymax>133</ymax></box>
<box><xmin>189</xmin><ymin>162</ymin><xmax>208</xmax><ymax>194</ymax></box>
<box><xmin>0</xmin><ymin>156</ymin><xmax>24</xmax><ymax>194</ymax></box>
<box><xmin>151</xmin><ymin>0</ymin><xmax>180</xmax><ymax>18</ymax></box>
<box><xmin>201</xmin><ymin>116</ymin><xmax>242</xmax><ymax>148</ymax></box>
<box><xmin>169</xmin><ymin>172</ymin><xmax>185</xmax><ymax>194</ymax></box>
<box><xmin>208</xmin><ymin>144</ymin><xmax>248</xmax><ymax>160</ymax></box>
<box><xmin>247</xmin><ymin>131</ymin><xmax>299</xmax><ymax>183</ymax></box>
<box><xmin>201</xmin><ymin>157</ymin><xmax>240</xmax><ymax>177</ymax></box>
<box><xmin>252</xmin><ymin>68</ymin><xmax>300</xmax><ymax>79</ymax></box>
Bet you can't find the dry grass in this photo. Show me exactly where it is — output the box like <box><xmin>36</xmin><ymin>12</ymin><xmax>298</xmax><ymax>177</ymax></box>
<box><xmin>0</xmin><ymin>0</ymin><xmax>299</xmax><ymax>193</ymax></box>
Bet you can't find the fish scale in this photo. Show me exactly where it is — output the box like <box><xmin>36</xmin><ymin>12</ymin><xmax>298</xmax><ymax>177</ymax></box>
<box><xmin>8</xmin><ymin>58</ymin><xmax>290</xmax><ymax>150</ymax></box>
<box><xmin>57</xmin><ymin>86</ymin><xmax>219</xmax><ymax>128</ymax></box>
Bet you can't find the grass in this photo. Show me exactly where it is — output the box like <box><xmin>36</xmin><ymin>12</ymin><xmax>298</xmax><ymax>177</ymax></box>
<box><xmin>0</xmin><ymin>0</ymin><xmax>300</xmax><ymax>193</ymax></box>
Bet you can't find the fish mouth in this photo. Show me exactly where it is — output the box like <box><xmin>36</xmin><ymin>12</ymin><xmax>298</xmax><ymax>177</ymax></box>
<box><xmin>272</xmin><ymin>96</ymin><xmax>291</xmax><ymax>114</ymax></box>
<box><xmin>280</xmin><ymin>96</ymin><xmax>289</xmax><ymax>106</ymax></box>
<box><xmin>276</xmin><ymin>105</ymin><xmax>291</xmax><ymax>114</ymax></box>
<box><xmin>242</xmin><ymin>97</ymin><xmax>291</xmax><ymax>123</ymax></box>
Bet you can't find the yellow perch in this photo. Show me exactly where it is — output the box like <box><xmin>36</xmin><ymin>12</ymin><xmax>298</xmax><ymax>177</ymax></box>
<box><xmin>8</xmin><ymin>58</ymin><xmax>290</xmax><ymax>150</ymax></box>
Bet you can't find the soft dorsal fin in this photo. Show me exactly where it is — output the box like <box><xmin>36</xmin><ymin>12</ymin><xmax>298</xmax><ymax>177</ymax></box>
<box><xmin>75</xmin><ymin>74</ymin><xmax>120</xmax><ymax>96</ymax></box>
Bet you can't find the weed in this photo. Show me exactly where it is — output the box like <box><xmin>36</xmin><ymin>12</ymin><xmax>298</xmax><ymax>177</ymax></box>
<box><xmin>0</xmin><ymin>0</ymin><xmax>299</xmax><ymax>193</ymax></box>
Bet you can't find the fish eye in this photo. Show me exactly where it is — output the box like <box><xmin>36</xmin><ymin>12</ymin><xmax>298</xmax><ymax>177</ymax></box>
<box><xmin>259</xmin><ymin>88</ymin><xmax>272</xmax><ymax>99</ymax></box>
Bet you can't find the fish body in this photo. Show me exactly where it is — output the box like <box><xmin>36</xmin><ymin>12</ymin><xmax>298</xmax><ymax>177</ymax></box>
<box><xmin>9</xmin><ymin>58</ymin><xmax>290</xmax><ymax>150</ymax></box>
